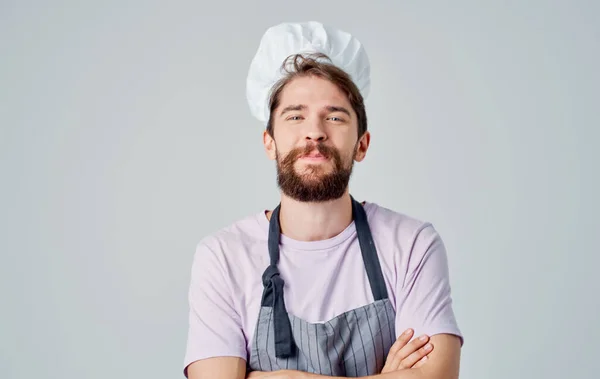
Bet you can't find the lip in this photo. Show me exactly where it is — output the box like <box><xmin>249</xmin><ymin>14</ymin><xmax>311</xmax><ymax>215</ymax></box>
<box><xmin>299</xmin><ymin>155</ymin><xmax>328</xmax><ymax>162</ymax></box>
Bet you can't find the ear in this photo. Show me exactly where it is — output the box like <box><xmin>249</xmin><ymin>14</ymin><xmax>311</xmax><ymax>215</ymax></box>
<box><xmin>263</xmin><ymin>130</ymin><xmax>277</xmax><ymax>160</ymax></box>
<box><xmin>354</xmin><ymin>131</ymin><xmax>371</xmax><ymax>162</ymax></box>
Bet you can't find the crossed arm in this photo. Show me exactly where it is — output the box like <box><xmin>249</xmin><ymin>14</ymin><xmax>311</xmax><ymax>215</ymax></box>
<box><xmin>185</xmin><ymin>225</ymin><xmax>462</xmax><ymax>379</ymax></box>
<box><xmin>186</xmin><ymin>333</ymin><xmax>461</xmax><ymax>379</ymax></box>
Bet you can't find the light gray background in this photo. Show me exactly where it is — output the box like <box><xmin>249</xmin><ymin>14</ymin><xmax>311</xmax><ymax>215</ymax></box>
<box><xmin>1</xmin><ymin>1</ymin><xmax>598</xmax><ymax>378</ymax></box>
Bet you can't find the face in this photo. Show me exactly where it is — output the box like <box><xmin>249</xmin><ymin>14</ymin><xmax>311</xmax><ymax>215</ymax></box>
<box><xmin>263</xmin><ymin>75</ymin><xmax>370</xmax><ymax>202</ymax></box>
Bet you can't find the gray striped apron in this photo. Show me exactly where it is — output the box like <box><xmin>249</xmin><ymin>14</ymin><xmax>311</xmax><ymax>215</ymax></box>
<box><xmin>247</xmin><ymin>196</ymin><xmax>397</xmax><ymax>377</ymax></box>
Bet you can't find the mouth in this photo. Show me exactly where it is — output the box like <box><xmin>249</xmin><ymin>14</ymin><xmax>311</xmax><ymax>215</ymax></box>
<box><xmin>299</xmin><ymin>152</ymin><xmax>328</xmax><ymax>161</ymax></box>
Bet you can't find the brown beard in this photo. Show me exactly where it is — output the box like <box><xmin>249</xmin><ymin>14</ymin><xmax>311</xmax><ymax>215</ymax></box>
<box><xmin>275</xmin><ymin>142</ymin><xmax>355</xmax><ymax>202</ymax></box>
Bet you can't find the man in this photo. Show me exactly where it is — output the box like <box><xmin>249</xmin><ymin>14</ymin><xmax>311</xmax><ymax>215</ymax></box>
<box><xmin>183</xmin><ymin>21</ymin><xmax>464</xmax><ymax>379</ymax></box>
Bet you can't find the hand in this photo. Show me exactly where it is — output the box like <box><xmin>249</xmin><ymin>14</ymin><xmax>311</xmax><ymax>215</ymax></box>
<box><xmin>381</xmin><ymin>328</ymin><xmax>433</xmax><ymax>373</ymax></box>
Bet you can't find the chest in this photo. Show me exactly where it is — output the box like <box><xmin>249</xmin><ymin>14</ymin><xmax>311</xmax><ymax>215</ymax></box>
<box><xmin>230</xmin><ymin>244</ymin><xmax>400</xmax><ymax>355</ymax></box>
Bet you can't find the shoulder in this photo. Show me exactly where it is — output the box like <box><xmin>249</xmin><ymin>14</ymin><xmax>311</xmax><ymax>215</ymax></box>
<box><xmin>192</xmin><ymin>210</ymin><xmax>268</xmax><ymax>270</ymax></box>
<box><xmin>363</xmin><ymin>201</ymin><xmax>448</xmax><ymax>272</ymax></box>
<box><xmin>363</xmin><ymin>201</ymin><xmax>437</xmax><ymax>244</ymax></box>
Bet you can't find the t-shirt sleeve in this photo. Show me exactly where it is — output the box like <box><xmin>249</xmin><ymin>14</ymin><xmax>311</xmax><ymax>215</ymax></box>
<box><xmin>183</xmin><ymin>240</ymin><xmax>247</xmax><ymax>377</ymax></box>
<box><xmin>394</xmin><ymin>224</ymin><xmax>464</xmax><ymax>345</ymax></box>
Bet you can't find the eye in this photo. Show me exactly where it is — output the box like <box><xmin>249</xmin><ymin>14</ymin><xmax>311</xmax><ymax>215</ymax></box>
<box><xmin>286</xmin><ymin>115</ymin><xmax>303</xmax><ymax>121</ymax></box>
<box><xmin>328</xmin><ymin>116</ymin><xmax>345</xmax><ymax>122</ymax></box>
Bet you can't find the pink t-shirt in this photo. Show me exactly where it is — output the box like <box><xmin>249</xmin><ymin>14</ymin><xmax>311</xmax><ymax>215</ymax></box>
<box><xmin>183</xmin><ymin>201</ymin><xmax>463</xmax><ymax>373</ymax></box>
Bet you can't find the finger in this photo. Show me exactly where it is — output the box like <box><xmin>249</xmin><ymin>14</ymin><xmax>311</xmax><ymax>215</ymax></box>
<box><xmin>396</xmin><ymin>334</ymin><xmax>429</xmax><ymax>362</ymax></box>
<box><xmin>382</xmin><ymin>351</ymin><xmax>404</xmax><ymax>373</ymax></box>
<box><xmin>389</xmin><ymin>329</ymin><xmax>414</xmax><ymax>355</ymax></box>
<box><xmin>385</xmin><ymin>334</ymin><xmax>428</xmax><ymax>372</ymax></box>
<box><xmin>400</xmin><ymin>342</ymin><xmax>433</xmax><ymax>369</ymax></box>
<box><xmin>391</xmin><ymin>334</ymin><xmax>429</xmax><ymax>369</ymax></box>
<box><xmin>387</xmin><ymin>338</ymin><xmax>426</xmax><ymax>372</ymax></box>
<box><xmin>413</xmin><ymin>355</ymin><xmax>429</xmax><ymax>368</ymax></box>
<box><xmin>382</xmin><ymin>329</ymin><xmax>414</xmax><ymax>373</ymax></box>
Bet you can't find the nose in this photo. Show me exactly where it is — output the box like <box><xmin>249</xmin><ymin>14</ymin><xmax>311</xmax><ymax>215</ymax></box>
<box><xmin>304</xmin><ymin>118</ymin><xmax>327</xmax><ymax>142</ymax></box>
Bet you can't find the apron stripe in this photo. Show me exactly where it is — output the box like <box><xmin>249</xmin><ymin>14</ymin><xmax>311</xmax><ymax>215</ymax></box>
<box><xmin>352</xmin><ymin>309</ymin><xmax>369</xmax><ymax>376</ymax></box>
<box><xmin>304</xmin><ymin>322</ymin><xmax>310</xmax><ymax>371</ymax></box>
<box><xmin>293</xmin><ymin>317</ymin><xmax>299</xmax><ymax>370</ymax></box>
<box><xmin>373</xmin><ymin>303</ymin><xmax>384</xmax><ymax>371</ymax></box>
<box><xmin>255</xmin><ymin>311</ymin><xmax>263</xmax><ymax>371</ymax></box>
<box><xmin>265</xmin><ymin>308</ymin><xmax>273</xmax><ymax>370</ymax></box>
<box><xmin>299</xmin><ymin>319</ymin><xmax>304</xmax><ymax>370</ymax></box>
<box><xmin>384</xmin><ymin>302</ymin><xmax>394</xmax><ymax>354</ymax></box>
<box><xmin>363</xmin><ymin>306</ymin><xmax>379</xmax><ymax>372</ymax></box>
<box><xmin>325</xmin><ymin>324</ymin><xmax>333</xmax><ymax>375</ymax></box>
<box><xmin>306</xmin><ymin>321</ymin><xmax>311</xmax><ymax>370</ymax></box>
<box><xmin>343</xmin><ymin>312</ymin><xmax>358</xmax><ymax>376</ymax></box>
<box><xmin>376</xmin><ymin>305</ymin><xmax>386</xmax><ymax>373</ymax></box>
<box><xmin>314</xmin><ymin>324</ymin><xmax>322</xmax><ymax>374</ymax></box>
<box><xmin>286</xmin><ymin>317</ymin><xmax>292</xmax><ymax>370</ymax></box>
<box><xmin>306</xmin><ymin>321</ymin><xmax>313</xmax><ymax>371</ymax></box>
<box><xmin>326</xmin><ymin>321</ymin><xmax>339</xmax><ymax>372</ymax></box>
<box><xmin>330</xmin><ymin>318</ymin><xmax>348</xmax><ymax>377</ymax></box>
<box><xmin>308</xmin><ymin>324</ymin><xmax>314</xmax><ymax>372</ymax></box>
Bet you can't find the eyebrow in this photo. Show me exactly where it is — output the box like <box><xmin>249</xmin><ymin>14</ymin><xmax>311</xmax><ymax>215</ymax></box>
<box><xmin>326</xmin><ymin>106</ymin><xmax>351</xmax><ymax>117</ymax></box>
<box><xmin>279</xmin><ymin>104</ymin><xmax>307</xmax><ymax>117</ymax></box>
<box><xmin>279</xmin><ymin>104</ymin><xmax>352</xmax><ymax>117</ymax></box>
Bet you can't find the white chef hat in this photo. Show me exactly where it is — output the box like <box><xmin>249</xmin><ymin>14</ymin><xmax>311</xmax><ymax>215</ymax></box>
<box><xmin>246</xmin><ymin>21</ymin><xmax>371</xmax><ymax>124</ymax></box>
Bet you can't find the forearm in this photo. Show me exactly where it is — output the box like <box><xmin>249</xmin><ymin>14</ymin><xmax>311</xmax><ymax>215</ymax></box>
<box><xmin>303</xmin><ymin>368</ymin><xmax>425</xmax><ymax>379</ymax></box>
<box><xmin>248</xmin><ymin>368</ymin><xmax>426</xmax><ymax>379</ymax></box>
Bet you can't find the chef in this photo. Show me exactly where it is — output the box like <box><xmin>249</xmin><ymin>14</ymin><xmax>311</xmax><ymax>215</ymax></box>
<box><xmin>183</xmin><ymin>21</ymin><xmax>464</xmax><ymax>379</ymax></box>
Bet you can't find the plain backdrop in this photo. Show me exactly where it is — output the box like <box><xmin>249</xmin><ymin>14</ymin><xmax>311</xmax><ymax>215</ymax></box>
<box><xmin>1</xmin><ymin>1</ymin><xmax>598</xmax><ymax>378</ymax></box>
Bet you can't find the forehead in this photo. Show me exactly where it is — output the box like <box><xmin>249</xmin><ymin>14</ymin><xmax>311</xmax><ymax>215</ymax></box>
<box><xmin>276</xmin><ymin>76</ymin><xmax>352</xmax><ymax>110</ymax></box>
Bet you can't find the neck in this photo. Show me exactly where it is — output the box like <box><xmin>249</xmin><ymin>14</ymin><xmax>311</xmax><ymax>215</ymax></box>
<box><xmin>267</xmin><ymin>191</ymin><xmax>354</xmax><ymax>242</ymax></box>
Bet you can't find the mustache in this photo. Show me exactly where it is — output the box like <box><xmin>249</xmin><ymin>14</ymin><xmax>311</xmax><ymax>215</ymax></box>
<box><xmin>295</xmin><ymin>143</ymin><xmax>335</xmax><ymax>159</ymax></box>
<box><xmin>278</xmin><ymin>142</ymin><xmax>344</xmax><ymax>170</ymax></box>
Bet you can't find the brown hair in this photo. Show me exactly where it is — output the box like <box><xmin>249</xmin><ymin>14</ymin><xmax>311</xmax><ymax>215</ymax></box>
<box><xmin>266</xmin><ymin>53</ymin><xmax>368</xmax><ymax>138</ymax></box>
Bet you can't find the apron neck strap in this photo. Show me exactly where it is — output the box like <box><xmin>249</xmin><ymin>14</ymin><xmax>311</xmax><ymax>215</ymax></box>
<box><xmin>268</xmin><ymin>204</ymin><xmax>282</xmax><ymax>266</ymax></box>
<box><xmin>351</xmin><ymin>196</ymin><xmax>389</xmax><ymax>301</ymax></box>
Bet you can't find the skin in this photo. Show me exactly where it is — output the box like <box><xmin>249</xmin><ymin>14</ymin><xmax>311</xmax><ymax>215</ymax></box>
<box><xmin>186</xmin><ymin>75</ymin><xmax>462</xmax><ymax>379</ymax></box>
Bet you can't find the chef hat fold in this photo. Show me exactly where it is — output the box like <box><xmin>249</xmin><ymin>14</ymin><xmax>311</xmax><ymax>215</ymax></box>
<box><xmin>246</xmin><ymin>21</ymin><xmax>371</xmax><ymax>124</ymax></box>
